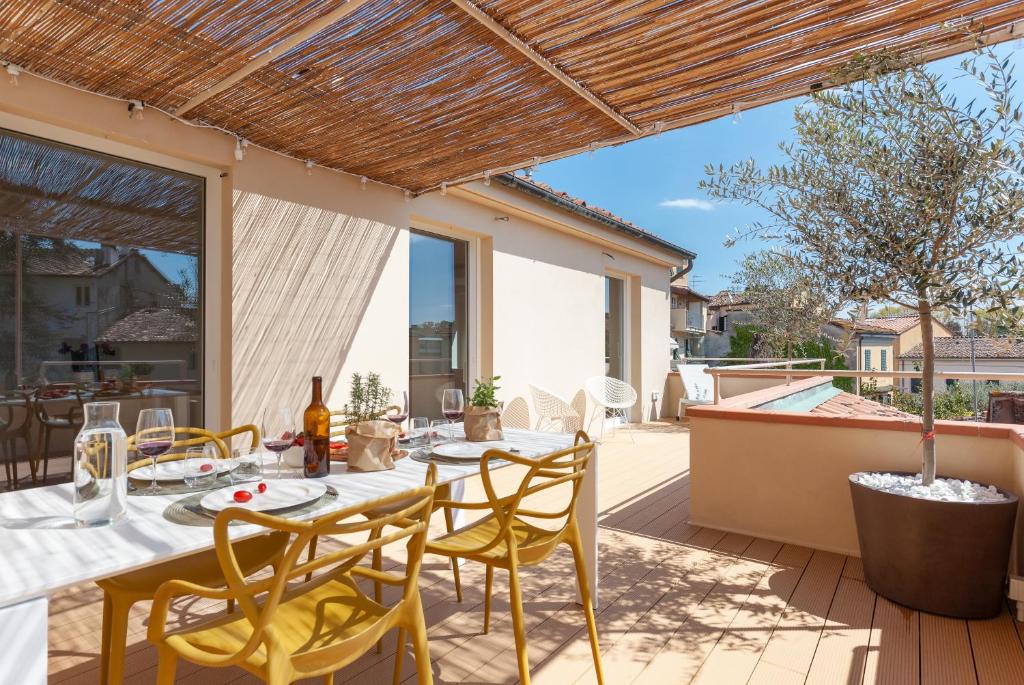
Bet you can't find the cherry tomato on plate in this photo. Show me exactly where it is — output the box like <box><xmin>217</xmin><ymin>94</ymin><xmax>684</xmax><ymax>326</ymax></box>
<box><xmin>233</xmin><ymin>490</ymin><xmax>253</xmax><ymax>503</ymax></box>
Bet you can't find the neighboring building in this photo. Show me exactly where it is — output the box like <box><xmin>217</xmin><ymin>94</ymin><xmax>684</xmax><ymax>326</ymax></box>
<box><xmin>669</xmin><ymin>272</ymin><xmax>708</xmax><ymax>357</ymax></box>
<box><xmin>4</xmin><ymin>243</ymin><xmax>187</xmax><ymax>383</ymax></box>
<box><xmin>898</xmin><ymin>337</ymin><xmax>1024</xmax><ymax>393</ymax></box>
<box><xmin>829</xmin><ymin>315</ymin><xmax>952</xmax><ymax>393</ymax></box>
<box><xmin>95</xmin><ymin>307</ymin><xmax>199</xmax><ymax>380</ymax></box>
<box><xmin>703</xmin><ymin>290</ymin><xmax>754</xmax><ymax>358</ymax></box>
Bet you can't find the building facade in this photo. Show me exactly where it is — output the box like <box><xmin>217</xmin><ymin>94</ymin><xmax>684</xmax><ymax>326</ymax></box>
<box><xmin>1</xmin><ymin>75</ymin><xmax>695</xmax><ymax>449</ymax></box>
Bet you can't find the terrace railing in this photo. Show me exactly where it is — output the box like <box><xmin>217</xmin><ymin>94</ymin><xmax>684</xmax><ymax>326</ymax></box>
<box><xmin>702</xmin><ymin>365</ymin><xmax>1024</xmax><ymax>407</ymax></box>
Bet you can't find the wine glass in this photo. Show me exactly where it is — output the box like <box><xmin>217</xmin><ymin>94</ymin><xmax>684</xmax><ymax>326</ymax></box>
<box><xmin>262</xmin><ymin>406</ymin><xmax>295</xmax><ymax>479</ymax></box>
<box><xmin>183</xmin><ymin>446</ymin><xmax>218</xmax><ymax>489</ymax></box>
<box><xmin>386</xmin><ymin>391</ymin><xmax>410</xmax><ymax>431</ymax></box>
<box><xmin>441</xmin><ymin>388</ymin><xmax>464</xmax><ymax>442</ymax></box>
<box><xmin>135</xmin><ymin>407</ymin><xmax>174</xmax><ymax>494</ymax></box>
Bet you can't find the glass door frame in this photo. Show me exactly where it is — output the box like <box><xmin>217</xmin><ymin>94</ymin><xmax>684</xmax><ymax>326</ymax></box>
<box><xmin>408</xmin><ymin>220</ymin><xmax>480</xmax><ymax>411</ymax></box>
<box><xmin>0</xmin><ymin>110</ymin><xmax>225</xmax><ymax>429</ymax></box>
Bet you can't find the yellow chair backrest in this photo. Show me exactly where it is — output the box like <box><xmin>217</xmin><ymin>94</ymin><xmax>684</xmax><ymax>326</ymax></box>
<box><xmin>473</xmin><ymin>430</ymin><xmax>594</xmax><ymax>556</ymax></box>
<box><xmin>127</xmin><ymin>427</ymin><xmax>230</xmax><ymax>471</ymax></box>
<box><xmin>205</xmin><ymin>483</ymin><xmax>436</xmax><ymax>666</ymax></box>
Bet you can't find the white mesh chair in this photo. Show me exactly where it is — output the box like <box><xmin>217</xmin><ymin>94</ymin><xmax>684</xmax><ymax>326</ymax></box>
<box><xmin>500</xmin><ymin>396</ymin><xmax>531</xmax><ymax>430</ymax></box>
<box><xmin>585</xmin><ymin>376</ymin><xmax>638</xmax><ymax>441</ymax></box>
<box><xmin>528</xmin><ymin>384</ymin><xmax>581</xmax><ymax>433</ymax></box>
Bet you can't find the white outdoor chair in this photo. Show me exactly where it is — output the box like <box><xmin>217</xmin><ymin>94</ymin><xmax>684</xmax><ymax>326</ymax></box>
<box><xmin>528</xmin><ymin>384</ymin><xmax>581</xmax><ymax>433</ymax></box>
<box><xmin>585</xmin><ymin>376</ymin><xmax>638</xmax><ymax>441</ymax></box>
<box><xmin>677</xmin><ymin>364</ymin><xmax>714</xmax><ymax>419</ymax></box>
<box><xmin>500</xmin><ymin>396</ymin><xmax>531</xmax><ymax>430</ymax></box>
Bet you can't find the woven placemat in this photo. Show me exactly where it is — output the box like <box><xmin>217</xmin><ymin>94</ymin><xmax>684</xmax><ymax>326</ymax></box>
<box><xmin>162</xmin><ymin>485</ymin><xmax>340</xmax><ymax>527</ymax></box>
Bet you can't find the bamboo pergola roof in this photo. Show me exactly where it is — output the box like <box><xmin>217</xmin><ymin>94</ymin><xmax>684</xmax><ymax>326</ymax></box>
<box><xmin>2</xmin><ymin>1</ymin><xmax>1023</xmax><ymax>194</ymax></box>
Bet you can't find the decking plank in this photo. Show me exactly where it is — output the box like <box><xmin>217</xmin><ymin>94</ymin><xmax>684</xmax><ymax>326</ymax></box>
<box><xmin>746</xmin><ymin>550</ymin><xmax>846</xmax><ymax>683</ymax></box>
<box><xmin>862</xmin><ymin>595</ymin><xmax>920</xmax><ymax>685</ymax></box>
<box><xmin>804</xmin><ymin>576</ymin><xmax>876</xmax><ymax>685</ymax></box>
<box><xmin>969</xmin><ymin>606</ymin><xmax>1024</xmax><ymax>685</ymax></box>
<box><xmin>690</xmin><ymin>543</ymin><xmax>811</xmax><ymax>685</ymax></box>
<box><xmin>920</xmin><ymin>612</ymin><xmax>977</xmax><ymax>685</ymax></box>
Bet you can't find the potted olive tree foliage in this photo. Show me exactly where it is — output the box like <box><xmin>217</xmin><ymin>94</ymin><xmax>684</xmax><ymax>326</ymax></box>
<box><xmin>702</xmin><ymin>43</ymin><xmax>1024</xmax><ymax>618</ymax></box>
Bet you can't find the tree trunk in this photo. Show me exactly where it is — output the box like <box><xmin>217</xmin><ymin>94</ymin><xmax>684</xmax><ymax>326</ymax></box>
<box><xmin>918</xmin><ymin>297</ymin><xmax>936</xmax><ymax>485</ymax></box>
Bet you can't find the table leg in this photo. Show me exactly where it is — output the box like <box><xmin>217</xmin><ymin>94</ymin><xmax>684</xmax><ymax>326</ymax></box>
<box><xmin>0</xmin><ymin>596</ymin><xmax>47</xmax><ymax>684</ymax></box>
<box><xmin>577</xmin><ymin>442</ymin><xmax>599</xmax><ymax>607</ymax></box>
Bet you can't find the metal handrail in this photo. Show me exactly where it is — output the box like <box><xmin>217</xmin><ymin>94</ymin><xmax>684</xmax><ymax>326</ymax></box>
<box><xmin>703</xmin><ymin>366</ymin><xmax>1024</xmax><ymax>404</ymax></box>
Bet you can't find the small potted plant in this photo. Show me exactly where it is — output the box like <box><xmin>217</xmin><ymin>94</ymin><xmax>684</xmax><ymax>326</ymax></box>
<box><xmin>464</xmin><ymin>376</ymin><xmax>503</xmax><ymax>442</ymax></box>
<box><xmin>343</xmin><ymin>372</ymin><xmax>401</xmax><ymax>471</ymax></box>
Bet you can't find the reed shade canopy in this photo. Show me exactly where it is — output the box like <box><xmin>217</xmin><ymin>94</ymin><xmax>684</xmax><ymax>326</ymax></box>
<box><xmin>2</xmin><ymin>0</ymin><xmax>1023</xmax><ymax>194</ymax></box>
<box><xmin>0</xmin><ymin>130</ymin><xmax>203</xmax><ymax>254</ymax></box>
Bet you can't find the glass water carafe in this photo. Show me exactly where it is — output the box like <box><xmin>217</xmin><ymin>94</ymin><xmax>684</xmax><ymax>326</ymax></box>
<box><xmin>73</xmin><ymin>402</ymin><xmax>128</xmax><ymax>528</ymax></box>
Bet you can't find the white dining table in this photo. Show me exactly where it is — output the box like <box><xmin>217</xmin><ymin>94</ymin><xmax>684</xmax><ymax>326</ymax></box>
<box><xmin>0</xmin><ymin>427</ymin><xmax>599</xmax><ymax>685</ymax></box>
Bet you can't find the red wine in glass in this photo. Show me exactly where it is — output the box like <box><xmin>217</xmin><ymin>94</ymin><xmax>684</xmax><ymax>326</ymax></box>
<box><xmin>441</xmin><ymin>388</ymin><xmax>465</xmax><ymax>442</ymax></box>
<box><xmin>136</xmin><ymin>440</ymin><xmax>173</xmax><ymax>457</ymax></box>
<box><xmin>262</xmin><ymin>406</ymin><xmax>296</xmax><ymax>478</ymax></box>
<box><xmin>386</xmin><ymin>391</ymin><xmax>410</xmax><ymax>429</ymax></box>
<box><xmin>262</xmin><ymin>439</ymin><xmax>293</xmax><ymax>452</ymax></box>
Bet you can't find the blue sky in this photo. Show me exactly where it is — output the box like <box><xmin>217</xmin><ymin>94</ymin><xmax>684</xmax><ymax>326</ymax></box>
<box><xmin>530</xmin><ymin>43</ymin><xmax>1022</xmax><ymax>295</ymax></box>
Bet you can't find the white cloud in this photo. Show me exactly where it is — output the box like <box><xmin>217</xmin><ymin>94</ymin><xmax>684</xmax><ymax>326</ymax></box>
<box><xmin>659</xmin><ymin>198</ymin><xmax>715</xmax><ymax>211</ymax></box>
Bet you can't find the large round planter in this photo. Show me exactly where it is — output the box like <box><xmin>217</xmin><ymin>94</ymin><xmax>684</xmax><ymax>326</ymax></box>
<box><xmin>849</xmin><ymin>472</ymin><xmax>1018</xmax><ymax>619</ymax></box>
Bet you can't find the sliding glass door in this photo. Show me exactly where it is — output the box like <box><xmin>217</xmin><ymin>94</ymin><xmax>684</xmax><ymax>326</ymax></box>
<box><xmin>0</xmin><ymin>127</ymin><xmax>205</xmax><ymax>486</ymax></box>
<box><xmin>409</xmin><ymin>230</ymin><xmax>468</xmax><ymax>418</ymax></box>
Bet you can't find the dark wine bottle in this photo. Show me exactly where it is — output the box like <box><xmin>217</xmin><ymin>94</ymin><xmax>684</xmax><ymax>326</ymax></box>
<box><xmin>303</xmin><ymin>376</ymin><xmax>330</xmax><ymax>478</ymax></box>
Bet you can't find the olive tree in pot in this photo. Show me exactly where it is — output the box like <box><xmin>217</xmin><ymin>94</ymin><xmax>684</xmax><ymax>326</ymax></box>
<box><xmin>702</xmin><ymin>43</ymin><xmax>1024</xmax><ymax>618</ymax></box>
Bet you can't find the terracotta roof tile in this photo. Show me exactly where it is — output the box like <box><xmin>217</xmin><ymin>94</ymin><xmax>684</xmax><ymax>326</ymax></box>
<box><xmin>96</xmin><ymin>307</ymin><xmax>197</xmax><ymax>343</ymax></box>
<box><xmin>900</xmin><ymin>337</ymin><xmax>1024</xmax><ymax>360</ymax></box>
<box><xmin>811</xmin><ymin>392</ymin><xmax>915</xmax><ymax>419</ymax></box>
<box><xmin>858</xmin><ymin>315</ymin><xmax>921</xmax><ymax>333</ymax></box>
<box><xmin>708</xmin><ymin>290</ymin><xmax>751</xmax><ymax>308</ymax></box>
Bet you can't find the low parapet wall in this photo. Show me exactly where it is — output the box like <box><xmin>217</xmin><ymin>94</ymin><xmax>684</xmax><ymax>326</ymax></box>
<box><xmin>688</xmin><ymin>403</ymin><xmax>1024</xmax><ymax>568</ymax></box>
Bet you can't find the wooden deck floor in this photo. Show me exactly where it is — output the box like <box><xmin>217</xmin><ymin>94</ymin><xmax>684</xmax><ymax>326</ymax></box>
<box><xmin>46</xmin><ymin>421</ymin><xmax>1024</xmax><ymax>684</ymax></box>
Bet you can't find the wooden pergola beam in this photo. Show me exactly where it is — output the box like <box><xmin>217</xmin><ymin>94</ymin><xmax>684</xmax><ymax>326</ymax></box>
<box><xmin>174</xmin><ymin>0</ymin><xmax>374</xmax><ymax>116</ymax></box>
<box><xmin>448</xmin><ymin>0</ymin><xmax>642</xmax><ymax>137</ymax></box>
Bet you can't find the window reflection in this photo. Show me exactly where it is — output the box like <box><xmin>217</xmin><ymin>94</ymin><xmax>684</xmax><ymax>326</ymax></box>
<box><xmin>0</xmin><ymin>128</ymin><xmax>203</xmax><ymax>488</ymax></box>
<box><xmin>409</xmin><ymin>230</ymin><xmax>468</xmax><ymax>418</ymax></box>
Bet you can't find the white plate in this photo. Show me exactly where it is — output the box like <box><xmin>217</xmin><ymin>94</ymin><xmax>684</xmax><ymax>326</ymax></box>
<box><xmin>432</xmin><ymin>440</ymin><xmax>519</xmax><ymax>461</ymax></box>
<box><xmin>200</xmin><ymin>480</ymin><xmax>328</xmax><ymax>513</ymax></box>
<box><xmin>131</xmin><ymin>459</ymin><xmax>237</xmax><ymax>482</ymax></box>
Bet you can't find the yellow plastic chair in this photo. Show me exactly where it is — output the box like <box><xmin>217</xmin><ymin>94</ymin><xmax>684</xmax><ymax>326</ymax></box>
<box><xmin>422</xmin><ymin>430</ymin><xmax>603</xmax><ymax>685</ymax></box>
<box><xmin>147</xmin><ymin>478</ymin><xmax>438</xmax><ymax>685</ymax></box>
<box><xmin>96</xmin><ymin>424</ymin><xmax>290</xmax><ymax>685</ymax></box>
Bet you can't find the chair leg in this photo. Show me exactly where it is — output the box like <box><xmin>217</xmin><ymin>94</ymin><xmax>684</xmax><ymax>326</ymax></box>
<box><xmin>42</xmin><ymin>426</ymin><xmax>51</xmax><ymax>481</ymax></box>
<box><xmin>442</xmin><ymin>507</ymin><xmax>463</xmax><ymax>602</ymax></box>
<box><xmin>154</xmin><ymin>646</ymin><xmax>178</xmax><ymax>685</ymax></box>
<box><xmin>2</xmin><ymin>441</ymin><xmax>11</xmax><ymax>489</ymax></box>
<box><xmin>304</xmin><ymin>535</ymin><xmax>319</xmax><ymax>582</ymax></box>
<box><xmin>370</xmin><ymin>525</ymin><xmax>384</xmax><ymax>653</ymax></box>
<box><xmin>507</xmin><ymin>558</ymin><xmax>531</xmax><ymax>685</ymax></box>
<box><xmin>409</xmin><ymin>598</ymin><xmax>433</xmax><ymax>685</ymax></box>
<box><xmin>392</xmin><ymin>628</ymin><xmax>406</xmax><ymax>685</ymax></box>
<box><xmin>104</xmin><ymin>592</ymin><xmax>135</xmax><ymax>685</ymax></box>
<box><xmin>569</xmin><ymin>532</ymin><xmax>604</xmax><ymax>685</ymax></box>
<box><xmin>373</xmin><ymin>544</ymin><xmax>384</xmax><ymax>654</ymax></box>
<box><xmin>323</xmin><ymin>673</ymin><xmax>334</xmax><ymax>684</ymax></box>
<box><xmin>483</xmin><ymin>565</ymin><xmax>493</xmax><ymax>634</ymax></box>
